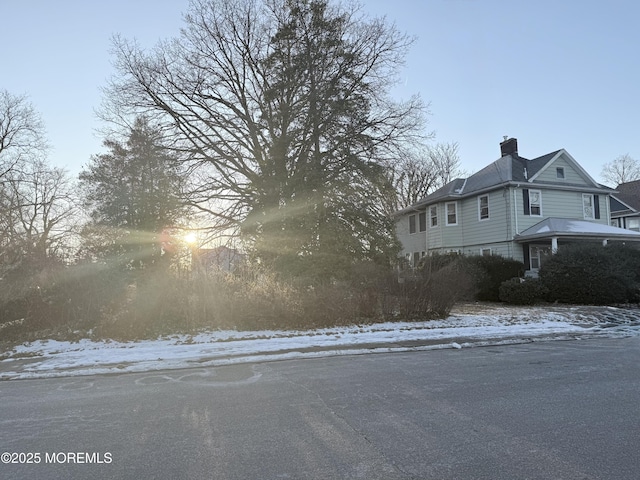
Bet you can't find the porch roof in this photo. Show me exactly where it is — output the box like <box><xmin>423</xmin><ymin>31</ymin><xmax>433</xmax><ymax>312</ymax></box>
<box><xmin>514</xmin><ymin>217</ymin><xmax>640</xmax><ymax>242</ymax></box>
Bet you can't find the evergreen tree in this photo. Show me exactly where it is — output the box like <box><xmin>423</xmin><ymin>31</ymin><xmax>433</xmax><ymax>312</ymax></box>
<box><xmin>79</xmin><ymin>117</ymin><xmax>186</xmax><ymax>269</ymax></box>
<box><xmin>242</xmin><ymin>0</ymin><xmax>402</xmax><ymax>277</ymax></box>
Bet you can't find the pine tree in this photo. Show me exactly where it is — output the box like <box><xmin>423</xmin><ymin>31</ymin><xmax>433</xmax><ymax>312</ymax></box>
<box><xmin>79</xmin><ymin>117</ymin><xmax>186</xmax><ymax>270</ymax></box>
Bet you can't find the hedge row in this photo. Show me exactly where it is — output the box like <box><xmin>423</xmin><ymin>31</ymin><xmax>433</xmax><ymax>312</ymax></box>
<box><xmin>498</xmin><ymin>244</ymin><xmax>640</xmax><ymax>305</ymax></box>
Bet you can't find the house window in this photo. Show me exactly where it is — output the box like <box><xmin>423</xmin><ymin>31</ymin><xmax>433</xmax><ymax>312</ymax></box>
<box><xmin>481</xmin><ymin>248</ymin><xmax>491</xmax><ymax>257</ymax></box>
<box><xmin>530</xmin><ymin>245</ymin><xmax>551</xmax><ymax>270</ymax></box>
<box><xmin>446</xmin><ymin>202</ymin><xmax>458</xmax><ymax>226</ymax></box>
<box><xmin>582</xmin><ymin>194</ymin><xmax>600</xmax><ymax>220</ymax></box>
<box><xmin>583</xmin><ymin>194</ymin><xmax>594</xmax><ymax>219</ymax></box>
<box><xmin>530</xmin><ymin>190</ymin><xmax>541</xmax><ymax>216</ymax></box>
<box><xmin>419</xmin><ymin>212</ymin><xmax>427</xmax><ymax>232</ymax></box>
<box><xmin>478</xmin><ymin>195</ymin><xmax>489</xmax><ymax>220</ymax></box>
<box><xmin>409</xmin><ymin>214</ymin><xmax>416</xmax><ymax>234</ymax></box>
<box><xmin>627</xmin><ymin>218</ymin><xmax>640</xmax><ymax>231</ymax></box>
<box><xmin>556</xmin><ymin>167</ymin><xmax>565</xmax><ymax>179</ymax></box>
<box><xmin>523</xmin><ymin>189</ymin><xmax>542</xmax><ymax>216</ymax></box>
<box><xmin>430</xmin><ymin>206</ymin><xmax>438</xmax><ymax>227</ymax></box>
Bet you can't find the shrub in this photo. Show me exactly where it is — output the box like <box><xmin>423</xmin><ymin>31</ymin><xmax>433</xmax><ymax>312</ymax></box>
<box><xmin>396</xmin><ymin>258</ymin><xmax>475</xmax><ymax>319</ymax></box>
<box><xmin>426</xmin><ymin>263</ymin><xmax>476</xmax><ymax>315</ymax></box>
<box><xmin>499</xmin><ymin>277</ymin><xmax>545</xmax><ymax>305</ymax></box>
<box><xmin>462</xmin><ymin>255</ymin><xmax>525</xmax><ymax>301</ymax></box>
<box><xmin>539</xmin><ymin>243</ymin><xmax>640</xmax><ymax>305</ymax></box>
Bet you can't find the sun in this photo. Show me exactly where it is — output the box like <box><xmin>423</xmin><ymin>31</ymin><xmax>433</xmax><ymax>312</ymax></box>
<box><xmin>183</xmin><ymin>232</ymin><xmax>198</xmax><ymax>245</ymax></box>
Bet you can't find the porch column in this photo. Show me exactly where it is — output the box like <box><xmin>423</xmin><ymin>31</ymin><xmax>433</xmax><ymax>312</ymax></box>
<box><xmin>551</xmin><ymin>237</ymin><xmax>558</xmax><ymax>253</ymax></box>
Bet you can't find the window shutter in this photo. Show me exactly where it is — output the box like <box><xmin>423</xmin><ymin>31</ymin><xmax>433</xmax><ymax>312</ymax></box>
<box><xmin>522</xmin><ymin>189</ymin><xmax>530</xmax><ymax>215</ymax></box>
<box><xmin>594</xmin><ymin>195</ymin><xmax>600</xmax><ymax>219</ymax></box>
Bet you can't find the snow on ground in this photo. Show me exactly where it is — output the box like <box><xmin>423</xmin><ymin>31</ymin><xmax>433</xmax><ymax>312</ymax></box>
<box><xmin>1</xmin><ymin>304</ymin><xmax>639</xmax><ymax>380</ymax></box>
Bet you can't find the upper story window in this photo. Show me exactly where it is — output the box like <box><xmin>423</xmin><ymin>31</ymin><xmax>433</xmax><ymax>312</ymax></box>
<box><xmin>419</xmin><ymin>212</ymin><xmax>427</xmax><ymax>232</ymax></box>
<box><xmin>409</xmin><ymin>214</ymin><xmax>416</xmax><ymax>234</ymax></box>
<box><xmin>523</xmin><ymin>189</ymin><xmax>542</xmax><ymax>216</ymax></box>
<box><xmin>478</xmin><ymin>195</ymin><xmax>489</xmax><ymax>220</ymax></box>
<box><xmin>529</xmin><ymin>190</ymin><xmax>541</xmax><ymax>215</ymax></box>
<box><xmin>556</xmin><ymin>167</ymin><xmax>565</xmax><ymax>179</ymax></box>
<box><xmin>446</xmin><ymin>202</ymin><xmax>458</xmax><ymax>226</ymax></box>
<box><xmin>583</xmin><ymin>194</ymin><xmax>594</xmax><ymax>219</ymax></box>
<box><xmin>429</xmin><ymin>205</ymin><xmax>438</xmax><ymax>227</ymax></box>
<box><xmin>583</xmin><ymin>194</ymin><xmax>601</xmax><ymax>220</ymax></box>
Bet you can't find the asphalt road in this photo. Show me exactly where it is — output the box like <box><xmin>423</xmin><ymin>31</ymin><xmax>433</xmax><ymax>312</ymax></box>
<box><xmin>1</xmin><ymin>337</ymin><xmax>639</xmax><ymax>480</ymax></box>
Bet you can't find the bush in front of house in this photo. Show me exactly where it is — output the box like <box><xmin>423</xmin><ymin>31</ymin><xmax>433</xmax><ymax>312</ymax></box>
<box><xmin>499</xmin><ymin>277</ymin><xmax>546</xmax><ymax>305</ymax></box>
<box><xmin>539</xmin><ymin>243</ymin><xmax>640</xmax><ymax>305</ymax></box>
<box><xmin>461</xmin><ymin>255</ymin><xmax>525</xmax><ymax>302</ymax></box>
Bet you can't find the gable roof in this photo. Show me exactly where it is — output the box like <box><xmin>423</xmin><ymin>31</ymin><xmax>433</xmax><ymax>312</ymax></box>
<box><xmin>397</xmin><ymin>143</ymin><xmax>606</xmax><ymax>215</ymax></box>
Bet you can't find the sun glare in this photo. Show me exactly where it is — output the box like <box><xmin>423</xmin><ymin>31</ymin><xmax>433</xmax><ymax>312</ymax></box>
<box><xmin>183</xmin><ymin>232</ymin><xmax>198</xmax><ymax>245</ymax></box>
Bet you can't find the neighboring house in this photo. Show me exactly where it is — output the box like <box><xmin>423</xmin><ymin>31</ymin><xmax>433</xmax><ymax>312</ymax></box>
<box><xmin>396</xmin><ymin>138</ymin><xmax>640</xmax><ymax>275</ymax></box>
<box><xmin>610</xmin><ymin>180</ymin><xmax>640</xmax><ymax>231</ymax></box>
<box><xmin>193</xmin><ymin>245</ymin><xmax>246</xmax><ymax>273</ymax></box>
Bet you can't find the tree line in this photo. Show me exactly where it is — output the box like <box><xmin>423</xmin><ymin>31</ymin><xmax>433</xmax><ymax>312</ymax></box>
<box><xmin>2</xmin><ymin>0</ymin><xmax>466</xmax><ymax>283</ymax></box>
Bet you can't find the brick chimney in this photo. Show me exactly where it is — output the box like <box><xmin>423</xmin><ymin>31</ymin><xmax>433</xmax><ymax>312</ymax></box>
<box><xmin>500</xmin><ymin>137</ymin><xmax>518</xmax><ymax>157</ymax></box>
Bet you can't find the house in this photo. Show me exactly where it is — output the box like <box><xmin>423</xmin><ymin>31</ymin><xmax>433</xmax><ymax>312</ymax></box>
<box><xmin>396</xmin><ymin>138</ymin><xmax>640</xmax><ymax>274</ymax></box>
<box><xmin>610</xmin><ymin>180</ymin><xmax>640</xmax><ymax>231</ymax></box>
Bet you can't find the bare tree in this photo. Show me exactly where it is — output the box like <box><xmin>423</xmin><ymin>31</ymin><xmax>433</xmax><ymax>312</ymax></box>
<box><xmin>0</xmin><ymin>90</ymin><xmax>48</xmax><ymax>179</ymax></box>
<box><xmin>601</xmin><ymin>153</ymin><xmax>640</xmax><ymax>186</ymax></box>
<box><xmin>100</xmin><ymin>0</ymin><xmax>427</xmax><ymax>273</ymax></box>
<box><xmin>388</xmin><ymin>141</ymin><xmax>465</xmax><ymax>212</ymax></box>
<box><xmin>0</xmin><ymin>91</ymin><xmax>66</xmax><ymax>272</ymax></box>
<box><xmin>0</xmin><ymin>160</ymin><xmax>79</xmax><ymax>269</ymax></box>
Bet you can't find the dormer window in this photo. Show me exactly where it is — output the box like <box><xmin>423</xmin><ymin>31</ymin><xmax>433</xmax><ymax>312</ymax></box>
<box><xmin>556</xmin><ymin>167</ymin><xmax>565</xmax><ymax>179</ymax></box>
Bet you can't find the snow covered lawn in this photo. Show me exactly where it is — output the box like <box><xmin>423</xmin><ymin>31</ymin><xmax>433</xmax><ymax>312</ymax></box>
<box><xmin>1</xmin><ymin>304</ymin><xmax>638</xmax><ymax>380</ymax></box>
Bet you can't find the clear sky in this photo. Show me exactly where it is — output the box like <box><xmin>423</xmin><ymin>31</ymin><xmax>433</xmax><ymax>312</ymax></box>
<box><xmin>2</xmin><ymin>0</ymin><xmax>639</xmax><ymax>185</ymax></box>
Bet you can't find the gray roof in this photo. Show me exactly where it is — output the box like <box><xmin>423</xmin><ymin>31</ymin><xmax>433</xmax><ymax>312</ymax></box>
<box><xmin>515</xmin><ymin>217</ymin><xmax>640</xmax><ymax>242</ymax></box>
<box><xmin>397</xmin><ymin>148</ymin><xmax>603</xmax><ymax>215</ymax></box>
<box><xmin>612</xmin><ymin>180</ymin><xmax>640</xmax><ymax>213</ymax></box>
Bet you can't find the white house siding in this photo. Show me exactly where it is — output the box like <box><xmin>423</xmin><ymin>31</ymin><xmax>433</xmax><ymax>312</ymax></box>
<box><xmin>533</xmin><ymin>155</ymin><xmax>588</xmax><ymax>184</ymax></box>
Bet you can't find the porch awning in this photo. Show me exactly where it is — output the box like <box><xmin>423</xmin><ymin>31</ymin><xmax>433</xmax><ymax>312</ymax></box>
<box><xmin>514</xmin><ymin>217</ymin><xmax>640</xmax><ymax>242</ymax></box>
